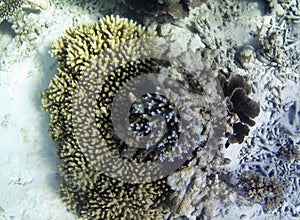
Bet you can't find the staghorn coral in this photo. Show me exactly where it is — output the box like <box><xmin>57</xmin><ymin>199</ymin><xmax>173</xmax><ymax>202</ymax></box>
<box><xmin>44</xmin><ymin>15</ymin><xmax>157</xmax><ymax>140</ymax></box>
<box><xmin>42</xmin><ymin>15</ymin><xmax>173</xmax><ymax>219</ymax></box>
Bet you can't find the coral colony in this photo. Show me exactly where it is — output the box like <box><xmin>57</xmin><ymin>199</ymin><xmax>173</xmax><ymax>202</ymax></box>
<box><xmin>42</xmin><ymin>14</ymin><xmax>225</xmax><ymax>219</ymax></box>
<box><xmin>42</xmin><ymin>16</ymin><xmax>171</xmax><ymax>219</ymax></box>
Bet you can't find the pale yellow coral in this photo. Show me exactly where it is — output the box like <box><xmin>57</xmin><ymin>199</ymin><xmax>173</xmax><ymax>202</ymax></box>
<box><xmin>42</xmin><ymin>15</ymin><xmax>170</xmax><ymax>219</ymax></box>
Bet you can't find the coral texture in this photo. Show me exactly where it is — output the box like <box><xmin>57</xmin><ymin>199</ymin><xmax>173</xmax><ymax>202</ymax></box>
<box><xmin>42</xmin><ymin>15</ymin><xmax>172</xmax><ymax>219</ymax></box>
<box><xmin>0</xmin><ymin>0</ymin><xmax>23</xmax><ymax>23</ymax></box>
<box><xmin>238</xmin><ymin>122</ymin><xmax>300</xmax><ymax>216</ymax></box>
<box><xmin>237</xmin><ymin>171</ymin><xmax>283</xmax><ymax>211</ymax></box>
<box><xmin>0</xmin><ymin>0</ymin><xmax>46</xmax><ymax>23</ymax></box>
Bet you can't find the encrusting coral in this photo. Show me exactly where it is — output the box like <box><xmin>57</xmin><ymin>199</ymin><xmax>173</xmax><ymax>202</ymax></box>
<box><xmin>42</xmin><ymin>15</ymin><xmax>173</xmax><ymax>219</ymax></box>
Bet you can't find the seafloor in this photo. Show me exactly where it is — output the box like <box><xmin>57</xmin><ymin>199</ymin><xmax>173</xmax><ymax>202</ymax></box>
<box><xmin>0</xmin><ymin>0</ymin><xmax>299</xmax><ymax>219</ymax></box>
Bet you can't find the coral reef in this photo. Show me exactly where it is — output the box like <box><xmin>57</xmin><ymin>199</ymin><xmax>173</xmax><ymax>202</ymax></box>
<box><xmin>237</xmin><ymin>122</ymin><xmax>300</xmax><ymax>217</ymax></box>
<box><xmin>167</xmin><ymin>159</ymin><xmax>236</xmax><ymax>219</ymax></box>
<box><xmin>41</xmin><ymin>1</ymin><xmax>299</xmax><ymax>219</ymax></box>
<box><xmin>0</xmin><ymin>0</ymin><xmax>299</xmax><ymax>218</ymax></box>
<box><xmin>42</xmin><ymin>10</ymin><xmax>230</xmax><ymax>218</ymax></box>
<box><xmin>255</xmin><ymin>1</ymin><xmax>300</xmax><ymax>68</ymax></box>
<box><xmin>42</xmin><ymin>12</ymin><xmax>227</xmax><ymax>218</ymax></box>
<box><xmin>161</xmin><ymin>51</ymin><xmax>231</xmax><ymax>219</ymax></box>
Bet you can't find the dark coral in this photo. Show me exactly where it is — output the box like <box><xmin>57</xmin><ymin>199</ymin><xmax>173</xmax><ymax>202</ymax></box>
<box><xmin>121</xmin><ymin>0</ymin><xmax>204</xmax><ymax>24</ymax></box>
<box><xmin>228</xmin><ymin>122</ymin><xmax>250</xmax><ymax>144</ymax></box>
<box><xmin>218</xmin><ymin>73</ymin><xmax>260</xmax><ymax>146</ymax></box>
<box><xmin>229</xmin><ymin>87</ymin><xmax>260</xmax><ymax>126</ymax></box>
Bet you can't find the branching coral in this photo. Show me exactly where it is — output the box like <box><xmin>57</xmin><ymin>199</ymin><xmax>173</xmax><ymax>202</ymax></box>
<box><xmin>42</xmin><ymin>13</ymin><xmax>229</xmax><ymax>219</ymax></box>
<box><xmin>42</xmin><ymin>15</ymin><xmax>174</xmax><ymax>219</ymax></box>
<box><xmin>237</xmin><ymin>171</ymin><xmax>283</xmax><ymax>212</ymax></box>
<box><xmin>0</xmin><ymin>0</ymin><xmax>24</xmax><ymax>23</ymax></box>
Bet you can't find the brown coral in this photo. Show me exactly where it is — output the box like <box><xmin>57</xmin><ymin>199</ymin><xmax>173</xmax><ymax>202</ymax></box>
<box><xmin>218</xmin><ymin>73</ymin><xmax>260</xmax><ymax>147</ymax></box>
